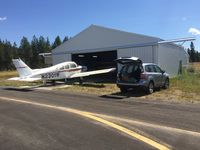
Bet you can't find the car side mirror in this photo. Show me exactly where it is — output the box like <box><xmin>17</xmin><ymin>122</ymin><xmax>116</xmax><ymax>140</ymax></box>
<box><xmin>161</xmin><ymin>70</ymin><xmax>165</xmax><ymax>74</ymax></box>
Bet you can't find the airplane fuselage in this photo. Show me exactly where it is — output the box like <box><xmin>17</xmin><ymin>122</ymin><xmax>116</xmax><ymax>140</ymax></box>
<box><xmin>9</xmin><ymin>58</ymin><xmax>115</xmax><ymax>82</ymax></box>
<box><xmin>29</xmin><ymin>61</ymin><xmax>82</xmax><ymax>81</ymax></box>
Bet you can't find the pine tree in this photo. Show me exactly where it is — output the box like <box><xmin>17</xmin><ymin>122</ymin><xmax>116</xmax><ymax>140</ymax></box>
<box><xmin>38</xmin><ymin>36</ymin><xmax>47</xmax><ymax>67</ymax></box>
<box><xmin>190</xmin><ymin>42</ymin><xmax>195</xmax><ymax>62</ymax></box>
<box><xmin>12</xmin><ymin>42</ymin><xmax>18</xmax><ymax>58</ymax></box>
<box><xmin>52</xmin><ymin>36</ymin><xmax>62</xmax><ymax>49</ymax></box>
<box><xmin>31</xmin><ymin>35</ymin><xmax>39</xmax><ymax>68</ymax></box>
<box><xmin>187</xmin><ymin>48</ymin><xmax>191</xmax><ymax>62</ymax></box>
<box><xmin>3</xmin><ymin>40</ymin><xmax>13</xmax><ymax>70</ymax></box>
<box><xmin>196</xmin><ymin>51</ymin><xmax>200</xmax><ymax>62</ymax></box>
<box><xmin>63</xmin><ymin>36</ymin><xmax>68</xmax><ymax>43</ymax></box>
<box><xmin>45</xmin><ymin>37</ymin><xmax>51</xmax><ymax>52</ymax></box>
<box><xmin>19</xmin><ymin>37</ymin><xmax>32</xmax><ymax>66</ymax></box>
<box><xmin>0</xmin><ymin>34</ymin><xmax>70</xmax><ymax>70</ymax></box>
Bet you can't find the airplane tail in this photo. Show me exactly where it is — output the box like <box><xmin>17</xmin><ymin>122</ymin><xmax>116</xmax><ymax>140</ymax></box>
<box><xmin>12</xmin><ymin>58</ymin><xmax>32</xmax><ymax>78</ymax></box>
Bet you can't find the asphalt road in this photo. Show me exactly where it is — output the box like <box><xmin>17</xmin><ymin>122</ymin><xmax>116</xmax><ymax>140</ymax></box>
<box><xmin>0</xmin><ymin>88</ymin><xmax>200</xmax><ymax>150</ymax></box>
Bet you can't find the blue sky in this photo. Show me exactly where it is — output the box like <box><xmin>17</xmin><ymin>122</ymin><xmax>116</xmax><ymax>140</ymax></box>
<box><xmin>0</xmin><ymin>0</ymin><xmax>200</xmax><ymax>50</ymax></box>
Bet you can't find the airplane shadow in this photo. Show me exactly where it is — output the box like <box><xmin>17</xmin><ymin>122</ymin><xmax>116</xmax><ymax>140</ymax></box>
<box><xmin>3</xmin><ymin>87</ymin><xmax>34</xmax><ymax>92</ymax></box>
<box><xmin>2</xmin><ymin>84</ymin><xmax>45</xmax><ymax>92</ymax></box>
<box><xmin>79</xmin><ymin>83</ymin><xmax>105</xmax><ymax>88</ymax></box>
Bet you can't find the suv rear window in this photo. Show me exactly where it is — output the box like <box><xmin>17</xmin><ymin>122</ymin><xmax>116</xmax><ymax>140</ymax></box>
<box><xmin>120</xmin><ymin>64</ymin><xmax>144</xmax><ymax>83</ymax></box>
<box><xmin>121</xmin><ymin>64</ymin><xmax>144</xmax><ymax>74</ymax></box>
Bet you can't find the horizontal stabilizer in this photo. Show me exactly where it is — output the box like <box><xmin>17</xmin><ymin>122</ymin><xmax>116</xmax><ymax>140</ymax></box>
<box><xmin>8</xmin><ymin>77</ymin><xmax>41</xmax><ymax>82</ymax></box>
<box><xmin>69</xmin><ymin>68</ymin><xmax>116</xmax><ymax>78</ymax></box>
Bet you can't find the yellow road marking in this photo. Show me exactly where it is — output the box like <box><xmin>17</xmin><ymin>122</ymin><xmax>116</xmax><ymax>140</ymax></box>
<box><xmin>98</xmin><ymin>114</ymin><xmax>200</xmax><ymax>137</ymax></box>
<box><xmin>0</xmin><ymin>96</ymin><xmax>170</xmax><ymax>150</ymax></box>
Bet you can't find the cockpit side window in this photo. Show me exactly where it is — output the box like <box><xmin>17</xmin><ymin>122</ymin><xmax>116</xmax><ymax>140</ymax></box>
<box><xmin>59</xmin><ymin>66</ymin><xmax>64</xmax><ymax>70</ymax></box>
<box><xmin>69</xmin><ymin>63</ymin><xmax>77</xmax><ymax>68</ymax></box>
<box><xmin>65</xmin><ymin>65</ymin><xmax>69</xmax><ymax>69</ymax></box>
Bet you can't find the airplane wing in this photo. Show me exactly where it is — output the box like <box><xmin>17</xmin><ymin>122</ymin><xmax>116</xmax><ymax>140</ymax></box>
<box><xmin>8</xmin><ymin>77</ymin><xmax>41</xmax><ymax>82</ymax></box>
<box><xmin>68</xmin><ymin>68</ymin><xmax>116</xmax><ymax>78</ymax></box>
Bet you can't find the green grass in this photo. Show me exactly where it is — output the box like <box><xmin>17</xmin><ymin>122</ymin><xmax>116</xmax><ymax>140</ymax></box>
<box><xmin>171</xmin><ymin>69</ymin><xmax>200</xmax><ymax>93</ymax></box>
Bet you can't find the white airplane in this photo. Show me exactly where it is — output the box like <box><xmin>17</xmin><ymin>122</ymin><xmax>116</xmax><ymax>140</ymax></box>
<box><xmin>8</xmin><ymin>58</ymin><xmax>115</xmax><ymax>84</ymax></box>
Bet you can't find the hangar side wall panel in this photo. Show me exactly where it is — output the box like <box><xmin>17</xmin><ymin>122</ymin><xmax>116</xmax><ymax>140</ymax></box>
<box><xmin>52</xmin><ymin>54</ymin><xmax>71</xmax><ymax>65</ymax></box>
<box><xmin>158</xmin><ymin>44</ymin><xmax>188</xmax><ymax>77</ymax></box>
<box><xmin>152</xmin><ymin>45</ymin><xmax>158</xmax><ymax>64</ymax></box>
<box><xmin>117</xmin><ymin>46</ymin><xmax>154</xmax><ymax>63</ymax></box>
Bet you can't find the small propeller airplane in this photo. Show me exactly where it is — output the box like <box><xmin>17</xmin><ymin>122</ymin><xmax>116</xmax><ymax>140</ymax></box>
<box><xmin>8</xmin><ymin>58</ymin><xmax>115</xmax><ymax>84</ymax></box>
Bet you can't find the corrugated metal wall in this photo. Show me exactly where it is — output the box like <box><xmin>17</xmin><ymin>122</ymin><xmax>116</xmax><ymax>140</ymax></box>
<box><xmin>53</xmin><ymin>53</ymin><xmax>71</xmax><ymax>64</ymax></box>
<box><xmin>117</xmin><ymin>46</ymin><xmax>156</xmax><ymax>63</ymax></box>
<box><xmin>117</xmin><ymin>44</ymin><xmax>188</xmax><ymax>77</ymax></box>
<box><xmin>117</xmin><ymin>46</ymin><xmax>157</xmax><ymax>72</ymax></box>
<box><xmin>44</xmin><ymin>57</ymin><xmax>52</xmax><ymax>66</ymax></box>
<box><xmin>158</xmin><ymin>44</ymin><xmax>188</xmax><ymax>77</ymax></box>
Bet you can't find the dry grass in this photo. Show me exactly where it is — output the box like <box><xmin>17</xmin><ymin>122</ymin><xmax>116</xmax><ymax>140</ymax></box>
<box><xmin>0</xmin><ymin>71</ymin><xmax>40</xmax><ymax>87</ymax></box>
<box><xmin>59</xmin><ymin>83</ymin><xmax>120</xmax><ymax>95</ymax></box>
<box><xmin>191</xmin><ymin>62</ymin><xmax>200</xmax><ymax>71</ymax></box>
<box><xmin>0</xmin><ymin>71</ymin><xmax>18</xmax><ymax>78</ymax></box>
<box><xmin>145</xmin><ymin>87</ymin><xmax>200</xmax><ymax>103</ymax></box>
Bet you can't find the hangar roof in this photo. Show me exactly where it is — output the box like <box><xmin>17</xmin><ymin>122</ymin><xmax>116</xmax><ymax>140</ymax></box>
<box><xmin>52</xmin><ymin>25</ymin><xmax>161</xmax><ymax>54</ymax></box>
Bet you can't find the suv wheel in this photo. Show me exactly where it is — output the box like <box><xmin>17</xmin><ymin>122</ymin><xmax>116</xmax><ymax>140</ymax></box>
<box><xmin>120</xmin><ymin>87</ymin><xmax>128</xmax><ymax>93</ymax></box>
<box><xmin>147</xmin><ymin>81</ymin><xmax>154</xmax><ymax>94</ymax></box>
<box><xmin>163</xmin><ymin>78</ymin><xmax>169</xmax><ymax>89</ymax></box>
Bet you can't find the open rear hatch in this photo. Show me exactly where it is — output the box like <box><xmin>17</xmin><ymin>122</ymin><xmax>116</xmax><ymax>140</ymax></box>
<box><xmin>115</xmin><ymin>57</ymin><xmax>142</xmax><ymax>64</ymax></box>
<box><xmin>115</xmin><ymin>57</ymin><xmax>143</xmax><ymax>83</ymax></box>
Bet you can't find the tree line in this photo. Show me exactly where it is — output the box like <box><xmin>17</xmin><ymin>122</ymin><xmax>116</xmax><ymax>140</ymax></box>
<box><xmin>187</xmin><ymin>42</ymin><xmax>200</xmax><ymax>62</ymax></box>
<box><xmin>0</xmin><ymin>36</ymin><xmax>68</xmax><ymax>71</ymax></box>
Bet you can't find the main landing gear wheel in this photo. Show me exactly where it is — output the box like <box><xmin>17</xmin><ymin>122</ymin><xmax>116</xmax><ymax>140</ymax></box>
<box><xmin>79</xmin><ymin>77</ymin><xmax>83</xmax><ymax>85</ymax></box>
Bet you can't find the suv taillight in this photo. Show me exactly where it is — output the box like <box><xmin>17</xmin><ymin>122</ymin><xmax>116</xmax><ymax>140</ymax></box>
<box><xmin>140</xmin><ymin>73</ymin><xmax>147</xmax><ymax>79</ymax></box>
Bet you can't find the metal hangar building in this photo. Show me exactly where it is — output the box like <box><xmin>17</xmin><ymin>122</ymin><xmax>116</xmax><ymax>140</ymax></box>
<box><xmin>52</xmin><ymin>25</ymin><xmax>188</xmax><ymax>76</ymax></box>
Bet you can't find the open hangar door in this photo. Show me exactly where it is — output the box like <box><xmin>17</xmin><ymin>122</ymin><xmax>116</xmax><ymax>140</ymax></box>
<box><xmin>72</xmin><ymin>50</ymin><xmax>117</xmax><ymax>82</ymax></box>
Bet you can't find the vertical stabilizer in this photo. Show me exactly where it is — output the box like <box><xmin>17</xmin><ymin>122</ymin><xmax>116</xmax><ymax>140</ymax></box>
<box><xmin>12</xmin><ymin>58</ymin><xmax>32</xmax><ymax>78</ymax></box>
